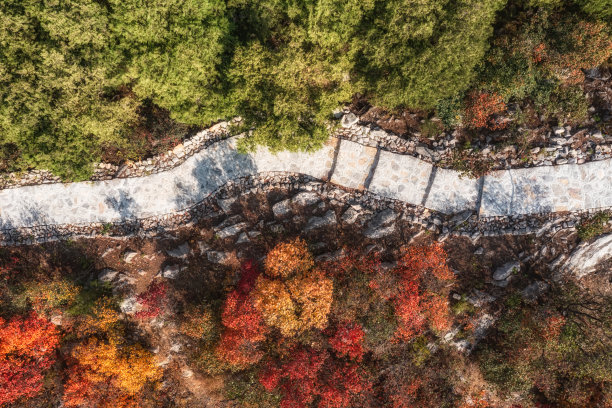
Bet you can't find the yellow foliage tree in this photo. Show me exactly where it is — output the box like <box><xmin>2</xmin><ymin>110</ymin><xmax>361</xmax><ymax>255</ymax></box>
<box><xmin>264</xmin><ymin>238</ymin><xmax>314</xmax><ymax>278</ymax></box>
<box><xmin>252</xmin><ymin>278</ymin><xmax>300</xmax><ymax>337</ymax></box>
<box><xmin>72</xmin><ymin>338</ymin><xmax>162</xmax><ymax>395</ymax></box>
<box><xmin>287</xmin><ymin>270</ymin><xmax>333</xmax><ymax>331</ymax></box>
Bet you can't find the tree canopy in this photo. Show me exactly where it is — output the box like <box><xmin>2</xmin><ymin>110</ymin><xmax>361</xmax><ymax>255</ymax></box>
<box><xmin>1</xmin><ymin>0</ymin><xmax>610</xmax><ymax>178</ymax></box>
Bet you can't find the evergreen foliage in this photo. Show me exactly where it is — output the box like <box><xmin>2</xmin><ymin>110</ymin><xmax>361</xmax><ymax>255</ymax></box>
<box><xmin>1</xmin><ymin>0</ymin><xmax>611</xmax><ymax>178</ymax></box>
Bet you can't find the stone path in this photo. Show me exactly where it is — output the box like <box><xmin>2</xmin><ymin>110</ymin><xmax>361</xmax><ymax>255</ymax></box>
<box><xmin>0</xmin><ymin>135</ymin><xmax>610</xmax><ymax>231</ymax></box>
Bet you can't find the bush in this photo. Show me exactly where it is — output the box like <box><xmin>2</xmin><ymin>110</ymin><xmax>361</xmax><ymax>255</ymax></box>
<box><xmin>577</xmin><ymin>212</ymin><xmax>610</xmax><ymax>240</ymax></box>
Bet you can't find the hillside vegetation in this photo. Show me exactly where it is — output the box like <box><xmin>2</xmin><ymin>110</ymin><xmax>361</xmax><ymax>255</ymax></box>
<box><xmin>1</xmin><ymin>0</ymin><xmax>611</xmax><ymax>179</ymax></box>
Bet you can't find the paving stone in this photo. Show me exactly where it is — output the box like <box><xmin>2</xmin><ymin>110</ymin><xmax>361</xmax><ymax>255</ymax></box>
<box><xmin>331</xmin><ymin>141</ymin><xmax>377</xmax><ymax>189</ymax></box>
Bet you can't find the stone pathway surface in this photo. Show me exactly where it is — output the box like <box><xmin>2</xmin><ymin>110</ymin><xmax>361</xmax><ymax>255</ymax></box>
<box><xmin>0</xmin><ymin>135</ymin><xmax>610</xmax><ymax>230</ymax></box>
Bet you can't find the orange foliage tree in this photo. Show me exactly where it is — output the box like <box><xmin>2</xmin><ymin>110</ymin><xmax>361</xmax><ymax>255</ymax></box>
<box><xmin>0</xmin><ymin>313</ymin><xmax>60</xmax><ymax>406</ymax></box>
<box><xmin>389</xmin><ymin>243</ymin><xmax>455</xmax><ymax>341</ymax></box>
<box><xmin>546</xmin><ymin>20</ymin><xmax>612</xmax><ymax>85</ymax></box>
<box><xmin>328</xmin><ymin>322</ymin><xmax>366</xmax><ymax>362</ymax></box>
<box><xmin>63</xmin><ymin>338</ymin><xmax>162</xmax><ymax>407</ymax></box>
<box><xmin>252</xmin><ymin>239</ymin><xmax>333</xmax><ymax>337</ymax></box>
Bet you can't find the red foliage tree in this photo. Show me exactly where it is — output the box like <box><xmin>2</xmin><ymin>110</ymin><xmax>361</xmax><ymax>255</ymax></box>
<box><xmin>134</xmin><ymin>281</ymin><xmax>168</xmax><ymax>320</ymax></box>
<box><xmin>0</xmin><ymin>313</ymin><xmax>60</xmax><ymax>406</ymax></box>
<box><xmin>392</xmin><ymin>243</ymin><xmax>455</xmax><ymax>341</ymax></box>
<box><xmin>217</xmin><ymin>261</ymin><xmax>269</xmax><ymax>367</ymax></box>
<box><xmin>258</xmin><ymin>348</ymin><xmax>370</xmax><ymax>408</ymax></box>
<box><xmin>328</xmin><ymin>322</ymin><xmax>366</xmax><ymax>361</ymax></box>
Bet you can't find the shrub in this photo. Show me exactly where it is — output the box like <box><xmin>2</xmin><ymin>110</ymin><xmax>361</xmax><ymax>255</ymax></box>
<box><xmin>463</xmin><ymin>91</ymin><xmax>508</xmax><ymax>130</ymax></box>
<box><xmin>134</xmin><ymin>281</ymin><xmax>168</xmax><ymax>320</ymax></box>
<box><xmin>577</xmin><ymin>211</ymin><xmax>610</xmax><ymax>240</ymax></box>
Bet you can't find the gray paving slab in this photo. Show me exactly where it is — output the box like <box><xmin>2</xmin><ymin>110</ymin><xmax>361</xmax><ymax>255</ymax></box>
<box><xmin>0</xmin><ymin>135</ymin><xmax>610</xmax><ymax>230</ymax></box>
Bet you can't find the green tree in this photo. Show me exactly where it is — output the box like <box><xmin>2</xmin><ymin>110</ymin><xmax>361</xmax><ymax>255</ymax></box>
<box><xmin>0</xmin><ymin>0</ymin><xmax>138</xmax><ymax>180</ymax></box>
<box><xmin>110</xmin><ymin>0</ymin><xmax>233</xmax><ymax>126</ymax></box>
<box><xmin>357</xmin><ymin>0</ymin><xmax>506</xmax><ymax>109</ymax></box>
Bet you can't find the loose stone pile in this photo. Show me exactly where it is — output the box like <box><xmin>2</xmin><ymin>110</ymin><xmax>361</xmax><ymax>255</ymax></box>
<box><xmin>336</xmin><ymin>112</ymin><xmax>612</xmax><ymax>170</ymax></box>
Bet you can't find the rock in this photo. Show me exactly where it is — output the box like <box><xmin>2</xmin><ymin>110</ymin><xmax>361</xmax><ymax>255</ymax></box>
<box><xmin>50</xmin><ymin>315</ymin><xmax>63</xmax><ymax>326</ymax></box>
<box><xmin>272</xmin><ymin>199</ymin><xmax>292</xmax><ymax>218</ymax></box>
<box><xmin>315</xmin><ymin>249</ymin><xmax>345</xmax><ymax>262</ymax></box>
<box><xmin>450</xmin><ymin>210</ymin><xmax>472</xmax><ymax>225</ymax></box>
<box><xmin>98</xmin><ymin>268</ymin><xmax>119</xmax><ymax>282</ymax></box>
<box><xmin>466</xmin><ymin>290</ymin><xmax>496</xmax><ymax>307</ymax></box>
<box><xmin>247</xmin><ymin>230</ymin><xmax>262</xmax><ymax>238</ymax></box>
<box><xmin>182</xmin><ymin>368</ymin><xmax>194</xmax><ymax>379</ymax></box>
<box><xmin>101</xmin><ymin>247</ymin><xmax>115</xmax><ymax>258</ymax></box>
<box><xmin>553</xmin><ymin>127</ymin><xmax>565</xmax><ymax>135</ymax></box>
<box><xmin>341</xmin><ymin>112</ymin><xmax>358</xmax><ymax>128</ymax></box>
<box><xmin>341</xmin><ymin>205</ymin><xmax>364</xmax><ymax>224</ymax></box>
<box><xmin>473</xmin><ymin>314</ymin><xmax>496</xmax><ymax>341</ymax></box>
<box><xmin>217</xmin><ymin>222</ymin><xmax>248</xmax><ymax>239</ymax></box>
<box><xmin>305</xmin><ymin>210</ymin><xmax>337</xmax><ymax>232</ymax></box>
<box><xmin>207</xmin><ymin>251</ymin><xmax>230</xmax><ymax>264</ymax></box>
<box><xmin>493</xmin><ymin>261</ymin><xmax>520</xmax><ymax>281</ymax></box>
<box><xmin>162</xmin><ymin>265</ymin><xmax>181</xmax><ymax>279</ymax></box>
<box><xmin>236</xmin><ymin>232</ymin><xmax>250</xmax><ymax>244</ymax></box>
<box><xmin>197</xmin><ymin>241</ymin><xmax>210</xmax><ymax>254</ymax></box>
<box><xmin>120</xmin><ymin>297</ymin><xmax>139</xmax><ymax>314</ymax></box>
<box><xmin>521</xmin><ymin>281</ymin><xmax>550</xmax><ymax>302</ymax></box>
<box><xmin>217</xmin><ymin>197</ymin><xmax>237</xmax><ymax>213</ymax></box>
<box><xmin>562</xmin><ymin>233</ymin><xmax>612</xmax><ymax>278</ymax></box>
<box><xmin>416</xmin><ymin>145</ymin><xmax>440</xmax><ymax>161</ymax></box>
<box><xmin>166</xmin><ymin>243</ymin><xmax>190</xmax><ymax>259</ymax></box>
<box><xmin>123</xmin><ymin>251</ymin><xmax>138</xmax><ymax>264</ymax></box>
<box><xmin>364</xmin><ymin>209</ymin><xmax>398</xmax><ymax>238</ymax></box>
<box><xmin>291</xmin><ymin>192</ymin><xmax>321</xmax><ymax>207</ymax></box>
<box><xmin>473</xmin><ymin>247</ymin><xmax>484</xmax><ymax>255</ymax></box>
<box><xmin>364</xmin><ymin>224</ymin><xmax>395</xmax><ymax>239</ymax></box>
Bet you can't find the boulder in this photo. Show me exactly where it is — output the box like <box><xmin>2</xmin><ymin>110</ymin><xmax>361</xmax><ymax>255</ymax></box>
<box><xmin>207</xmin><ymin>251</ymin><xmax>231</xmax><ymax>265</ymax></box>
<box><xmin>272</xmin><ymin>199</ymin><xmax>292</xmax><ymax>218</ymax></box>
<box><xmin>236</xmin><ymin>232</ymin><xmax>250</xmax><ymax>244</ymax></box>
<box><xmin>305</xmin><ymin>210</ymin><xmax>337</xmax><ymax>232</ymax></box>
<box><xmin>341</xmin><ymin>112</ymin><xmax>358</xmax><ymax>128</ymax></box>
<box><xmin>98</xmin><ymin>268</ymin><xmax>119</xmax><ymax>283</ymax></box>
<box><xmin>341</xmin><ymin>205</ymin><xmax>364</xmax><ymax>225</ymax></box>
<box><xmin>561</xmin><ymin>233</ymin><xmax>612</xmax><ymax>278</ymax></box>
<box><xmin>521</xmin><ymin>281</ymin><xmax>550</xmax><ymax>302</ymax></box>
<box><xmin>217</xmin><ymin>197</ymin><xmax>237</xmax><ymax>213</ymax></box>
<box><xmin>123</xmin><ymin>250</ymin><xmax>138</xmax><ymax>264</ymax></box>
<box><xmin>291</xmin><ymin>192</ymin><xmax>321</xmax><ymax>207</ymax></box>
<box><xmin>493</xmin><ymin>261</ymin><xmax>520</xmax><ymax>281</ymax></box>
<box><xmin>217</xmin><ymin>222</ymin><xmax>248</xmax><ymax>239</ymax></box>
<box><xmin>166</xmin><ymin>243</ymin><xmax>190</xmax><ymax>259</ymax></box>
<box><xmin>364</xmin><ymin>209</ymin><xmax>398</xmax><ymax>238</ymax></box>
<box><xmin>161</xmin><ymin>265</ymin><xmax>181</xmax><ymax>279</ymax></box>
